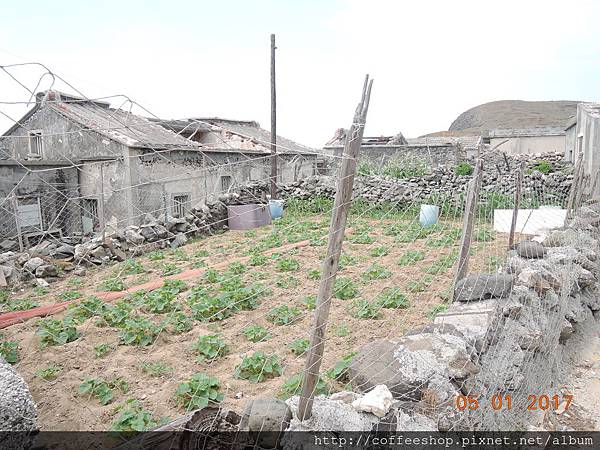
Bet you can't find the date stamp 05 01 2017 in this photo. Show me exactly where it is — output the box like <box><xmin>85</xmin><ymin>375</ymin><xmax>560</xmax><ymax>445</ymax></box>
<box><xmin>455</xmin><ymin>394</ymin><xmax>573</xmax><ymax>412</ymax></box>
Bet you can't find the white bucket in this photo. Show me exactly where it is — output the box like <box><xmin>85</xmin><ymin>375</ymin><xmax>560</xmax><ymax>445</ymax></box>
<box><xmin>420</xmin><ymin>204</ymin><xmax>439</xmax><ymax>227</ymax></box>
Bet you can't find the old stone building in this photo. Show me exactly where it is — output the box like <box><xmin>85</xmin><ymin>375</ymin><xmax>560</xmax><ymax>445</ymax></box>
<box><xmin>565</xmin><ymin>103</ymin><xmax>600</xmax><ymax>182</ymax></box>
<box><xmin>0</xmin><ymin>90</ymin><xmax>320</xmax><ymax>248</ymax></box>
<box><xmin>323</xmin><ymin>129</ymin><xmax>482</xmax><ymax>168</ymax></box>
<box><xmin>488</xmin><ymin>126</ymin><xmax>566</xmax><ymax>155</ymax></box>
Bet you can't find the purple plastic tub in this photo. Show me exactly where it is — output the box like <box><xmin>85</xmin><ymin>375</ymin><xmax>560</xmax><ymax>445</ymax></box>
<box><xmin>227</xmin><ymin>204</ymin><xmax>272</xmax><ymax>230</ymax></box>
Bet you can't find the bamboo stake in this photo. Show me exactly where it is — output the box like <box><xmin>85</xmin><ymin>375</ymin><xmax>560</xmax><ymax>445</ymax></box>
<box><xmin>508</xmin><ymin>167</ymin><xmax>523</xmax><ymax>249</ymax></box>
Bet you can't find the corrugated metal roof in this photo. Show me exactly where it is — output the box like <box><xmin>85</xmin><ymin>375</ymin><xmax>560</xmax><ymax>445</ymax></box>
<box><xmin>488</xmin><ymin>126</ymin><xmax>566</xmax><ymax>138</ymax></box>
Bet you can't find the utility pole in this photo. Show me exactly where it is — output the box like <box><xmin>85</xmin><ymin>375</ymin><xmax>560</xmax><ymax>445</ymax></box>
<box><xmin>270</xmin><ymin>33</ymin><xmax>278</xmax><ymax>199</ymax></box>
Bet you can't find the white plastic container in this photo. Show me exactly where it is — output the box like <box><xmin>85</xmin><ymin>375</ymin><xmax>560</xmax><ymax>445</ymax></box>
<box><xmin>419</xmin><ymin>204</ymin><xmax>439</xmax><ymax>227</ymax></box>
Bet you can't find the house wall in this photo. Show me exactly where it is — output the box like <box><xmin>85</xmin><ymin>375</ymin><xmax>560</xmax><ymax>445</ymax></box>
<box><xmin>573</xmin><ymin>105</ymin><xmax>600</xmax><ymax>190</ymax></box>
<box><xmin>0</xmin><ymin>106</ymin><xmax>125</xmax><ymax>161</ymax></box>
<box><xmin>565</xmin><ymin>126</ymin><xmax>576</xmax><ymax>162</ymax></box>
<box><xmin>0</xmin><ymin>164</ymin><xmax>80</xmax><ymax>243</ymax></box>
<box><xmin>490</xmin><ymin>135</ymin><xmax>565</xmax><ymax>155</ymax></box>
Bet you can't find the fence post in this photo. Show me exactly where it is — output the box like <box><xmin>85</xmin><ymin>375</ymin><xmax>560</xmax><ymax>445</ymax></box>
<box><xmin>565</xmin><ymin>153</ymin><xmax>584</xmax><ymax>223</ymax></box>
<box><xmin>100</xmin><ymin>162</ymin><xmax>106</xmax><ymax>242</ymax></box>
<box><xmin>452</xmin><ymin>158</ymin><xmax>483</xmax><ymax>295</ymax></box>
<box><xmin>12</xmin><ymin>193</ymin><xmax>24</xmax><ymax>252</ymax></box>
<box><xmin>298</xmin><ymin>75</ymin><xmax>373</xmax><ymax>421</ymax></box>
<box><xmin>508</xmin><ymin>167</ymin><xmax>523</xmax><ymax>249</ymax></box>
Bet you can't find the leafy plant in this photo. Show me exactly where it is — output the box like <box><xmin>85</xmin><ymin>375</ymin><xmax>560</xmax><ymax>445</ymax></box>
<box><xmin>234</xmin><ymin>351</ymin><xmax>283</xmax><ymax>383</ymax></box>
<box><xmin>0</xmin><ymin>337</ymin><xmax>18</xmax><ymax>364</ymax></box>
<box><xmin>307</xmin><ymin>268</ymin><xmax>321</xmax><ymax>280</ymax></box>
<box><xmin>0</xmin><ymin>290</ymin><xmax>9</xmax><ymax>304</ymax></box>
<box><xmin>79</xmin><ymin>377</ymin><xmax>128</xmax><ymax>405</ymax></box>
<box><xmin>266</xmin><ymin>305</ymin><xmax>301</xmax><ymax>326</ymax></box>
<box><xmin>275</xmin><ymin>275</ymin><xmax>299</xmax><ymax>289</ymax></box>
<box><xmin>7</xmin><ymin>297</ymin><xmax>39</xmax><ymax>311</ymax></box>
<box><xmin>339</xmin><ymin>254</ymin><xmax>357</xmax><ymax>269</ymax></box>
<box><xmin>143</xmin><ymin>288</ymin><xmax>179</xmax><ymax>314</ymax></box>
<box><xmin>369</xmin><ymin>246</ymin><xmax>389</xmax><ymax>257</ymax></box>
<box><xmin>67</xmin><ymin>296</ymin><xmax>106</xmax><ymax>322</ymax></box>
<box><xmin>174</xmin><ymin>373</ymin><xmax>223</xmax><ymax>409</ymax></box>
<box><xmin>162</xmin><ymin>279</ymin><xmax>188</xmax><ymax>294</ymax></box>
<box><xmin>204</xmin><ymin>269</ymin><xmax>221</xmax><ymax>283</ymax></box>
<box><xmin>474</xmin><ymin>228</ymin><xmax>496</xmax><ymax>242</ymax></box>
<box><xmin>406</xmin><ymin>275</ymin><xmax>433</xmax><ymax>293</ymax></box>
<box><xmin>170</xmin><ymin>249</ymin><xmax>190</xmax><ymax>261</ymax></box>
<box><xmin>425</xmin><ymin>235</ymin><xmax>456</xmax><ymax>248</ymax></box>
<box><xmin>528</xmin><ymin>160</ymin><xmax>552</xmax><ymax>174</ymax></box>
<box><xmin>38</xmin><ymin>317</ymin><xmax>80</xmax><ymax>347</ymax></box>
<box><xmin>454</xmin><ymin>162</ymin><xmax>474</xmax><ymax>176</ymax></box>
<box><xmin>334</xmin><ymin>277</ymin><xmax>359</xmax><ymax>300</ymax></box>
<box><xmin>349</xmin><ymin>232</ymin><xmax>375</xmax><ymax>244</ymax></box>
<box><xmin>94</xmin><ymin>343</ymin><xmax>115</xmax><ymax>358</ymax></box>
<box><xmin>160</xmin><ymin>263</ymin><xmax>181</xmax><ymax>277</ymax></box>
<box><xmin>288</xmin><ymin>338</ymin><xmax>310</xmax><ymax>356</ymax></box>
<box><xmin>249</xmin><ymin>254</ymin><xmax>268</xmax><ymax>266</ymax></box>
<box><xmin>424</xmin><ymin>253</ymin><xmax>457</xmax><ymax>275</ymax></box>
<box><xmin>119</xmin><ymin>317</ymin><xmax>160</xmax><ymax>346</ymax></box>
<box><xmin>279</xmin><ymin>373</ymin><xmax>329</xmax><ymax>400</ymax></box>
<box><xmin>122</xmin><ymin>259</ymin><xmax>145</xmax><ymax>275</ymax></box>
<box><xmin>166</xmin><ymin>312</ymin><xmax>193</xmax><ymax>334</ymax></box>
<box><xmin>302</xmin><ymin>294</ymin><xmax>317</xmax><ymax>310</ymax></box>
<box><xmin>348</xmin><ymin>299</ymin><xmax>382</xmax><ymax>319</ymax></box>
<box><xmin>138</xmin><ymin>361</ymin><xmax>173</xmax><ymax>377</ymax></box>
<box><xmin>194</xmin><ymin>249</ymin><xmax>210</xmax><ymax>258</ymax></box>
<box><xmin>98</xmin><ymin>300</ymin><xmax>134</xmax><ymax>327</ymax></box>
<box><xmin>36</xmin><ymin>364</ymin><xmax>61</xmax><ymax>380</ymax></box>
<box><xmin>427</xmin><ymin>301</ymin><xmax>449</xmax><ymax>320</ymax></box>
<box><xmin>362</xmin><ymin>263</ymin><xmax>392</xmax><ymax>281</ymax></box>
<box><xmin>190</xmin><ymin>295</ymin><xmax>234</xmax><ymax>322</ymax></box>
<box><xmin>243</xmin><ymin>325</ymin><xmax>270</xmax><ymax>343</ymax></box>
<box><xmin>147</xmin><ymin>251</ymin><xmax>165</xmax><ymax>261</ymax></box>
<box><xmin>334</xmin><ymin>324</ymin><xmax>350</xmax><ymax>337</ymax></box>
<box><xmin>275</xmin><ymin>257</ymin><xmax>300</xmax><ymax>272</ymax></box>
<box><xmin>101</xmin><ymin>278</ymin><xmax>126</xmax><ymax>292</ymax></box>
<box><xmin>111</xmin><ymin>399</ymin><xmax>157</xmax><ymax>431</ymax></box>
<box><xmin>375</xmin><ymin>288</ymin><xmax>409</xmax><ymax>309</ymax></box>
<box><xmin>397</xmin><ymin>250</ymin><xmax>425</xmax><ymax>266</ymax></box>
<box><xmin>58</xmin><ymin>290</ymin><xmax>83</xmax><ymax>302</ymax></box>
<box><xmin>192</xmin><ymin>334</ymin><xmax>229</xmax><ymax>362</ymax></box>
<box><xmin>325</xmin><ymin>352</ymin><xmax>356</xmax><ymax>382</ymax></box>
<box><xmin>227</xmin><ymin>261</ymin><xmax>247</xmax><ymax>275</ymax></box>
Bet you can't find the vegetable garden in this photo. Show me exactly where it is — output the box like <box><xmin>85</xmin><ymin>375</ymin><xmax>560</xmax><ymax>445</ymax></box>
<box><xmin>0</xmin><ymin>198</ymin><xmax>512</xmax><ymax>431</ymax></box>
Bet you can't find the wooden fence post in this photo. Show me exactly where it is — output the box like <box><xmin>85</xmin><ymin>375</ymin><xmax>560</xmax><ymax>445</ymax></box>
<box><xmin>508</xmin><ymin>167</ymin><xmax>523</xmax><ymax>249</ymax></box>
<box><xmin>298</xmin><ymin>75</ymin><xmax>373</xmax><ymax>421</ymax></box>
<box><xmin>452</xmin><ymin>158</ymin><xmax>483</xmax><ymax>296</ymax></box>
<box><xmin>566</xmin><ymin>154</ymin><xmax>584</xmax><ymax>223</ymax></box>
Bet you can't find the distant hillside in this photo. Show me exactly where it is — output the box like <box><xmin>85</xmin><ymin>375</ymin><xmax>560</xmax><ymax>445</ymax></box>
<box><xmin>448</xmin><ymin>100</ymin><xmax>580</xmax><ymax>133</ymax></box>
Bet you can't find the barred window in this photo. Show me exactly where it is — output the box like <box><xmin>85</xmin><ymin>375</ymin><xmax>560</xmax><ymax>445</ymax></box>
<box><xmin>173</xmin><ymin>194</ymin><xmax>190</xmax><ymax>218</ymax></box>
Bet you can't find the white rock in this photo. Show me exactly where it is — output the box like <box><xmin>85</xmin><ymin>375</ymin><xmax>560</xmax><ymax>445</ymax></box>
<box><xmin>351</xmin><ymin>385</ymin><xmax>393</xmax><ymax>418</ymax></box>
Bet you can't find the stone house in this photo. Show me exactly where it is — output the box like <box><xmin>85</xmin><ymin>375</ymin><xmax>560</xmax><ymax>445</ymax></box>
<box><xmin>0</xmin><ymin>90</ymin><xmax>320</xmax><ymax>248</ymax></box>
<box><xmin>488</xmin><ymin>126</ymin><xmax>566</xmax><ymax>155</ymax></box>
<box><xmin>323</xmin><ymin>129</ymin><xmax>482</xmax><ymax>169</ymax></box>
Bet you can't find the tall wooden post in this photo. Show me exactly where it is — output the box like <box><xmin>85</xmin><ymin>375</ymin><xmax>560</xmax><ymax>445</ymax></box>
<box><xmin>100</xmin><ymin>162</ymin><xmax>107</xmax><ymax>242</ymax></box>
<box><xmin>270</xmin><ymin>33</ymin><xmax>278</xmax><ymax>200</ymax></box>
<box><xmin>298</xmin><ymin>75</ymin><xmax>373</xmax><ymax>421</ymax></box>
<box><xmin>453</xmin><ymin>158</ymin><xmax>483</xmax><ymax>294</ymax></box>
<box><xmin>13</xmin><ymin>193</ymin><xmax>24</xmax><ymax>252</ymax></box>
<box><xmin>565</xmin><ymin>154</ymin><xmax>584</xmax><ymax>223</ymax></box>
<box><xmin>508</xmin><ymin>167</ymin><xmax>523</xmax><ymax>249</ymax></box>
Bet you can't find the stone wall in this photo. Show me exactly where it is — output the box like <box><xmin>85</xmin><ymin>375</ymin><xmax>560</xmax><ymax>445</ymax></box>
<box><xmin>280</xmin><ymin>205</ymin><xmax>600</xmax><ymax>432</ymax></box>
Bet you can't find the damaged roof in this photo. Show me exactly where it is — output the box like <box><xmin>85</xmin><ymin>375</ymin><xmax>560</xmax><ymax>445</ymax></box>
<box><xmin>3</xmin><ymin>90</ymin><xmax>199</xmax><ymax>150</ymax></box>
<box><xmin>195</xmin><ymin>117</ymin><xmax>316</xmax><ymax>155</ymax></box>
<box><xmin>325</xmin><ymin>132</ymin><xmax>482</xmax><ymax>150</ymax></box>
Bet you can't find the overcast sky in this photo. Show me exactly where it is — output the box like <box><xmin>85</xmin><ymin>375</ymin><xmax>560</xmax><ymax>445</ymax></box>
<box><xmin>1</xmin><ymin>0</ymin><xmax>599</xmax><ymax>147</ymax></box>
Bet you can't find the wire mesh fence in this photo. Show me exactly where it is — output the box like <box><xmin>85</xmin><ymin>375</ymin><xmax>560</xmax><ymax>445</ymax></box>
<box><xmin>0</xmin><ymin>63</ymin><xmax>597</xmax><ymax>439</ymax></box>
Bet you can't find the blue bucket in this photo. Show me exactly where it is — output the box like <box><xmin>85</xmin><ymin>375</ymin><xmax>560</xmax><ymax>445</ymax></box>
<box><xmin>268</xmin><ymin>199</ymin><xmax>284</xmax><ymax>220</ymax></box>
<box><xmin>419</xmin><ymin>204</ymin><xmax>439</xmax><ymax>227</ymax></box>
